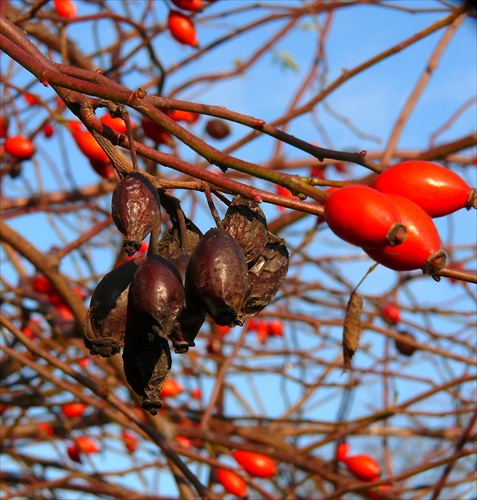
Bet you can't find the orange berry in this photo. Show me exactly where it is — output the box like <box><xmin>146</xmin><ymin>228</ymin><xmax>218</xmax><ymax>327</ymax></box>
<box><xmin>122</xmin><ymin>429</ymin><xmax>139</xmax><ymax>453</ymax></box>
<box><xmin>232</xmin><ymin>450</ymin><xmax>277</xmax><ymax>478</ymax></box>
<box><xmin>161</xmin><ymin>378</ymin><xmax>184</xmax><ymax>398</ymax></box>
<box><xmin>38</xmin><ymin>422</ymin><xmax>55</xmax><ymax>436</ymax></box>
<box><xmin>217</xmin><ymin>468</ymin><xmax>247</xmax><ymax>497</ymax></box>
<box><xmin>53</xmin><ymin>0</ymin><xmax>77</xmax><ymax>19</ymax></box>
<box><xmin>62</xmin><ymin>402</ymin><xmax>88</xmax><ymax>418</ymax></box>
<box><xmin>4</xmin><ymin>136</ymin><xmax>36</xmax><ymax>160</ymax></box>
<box><xmin>76</xmin><ymin>436</ymin><xmax>100</xmax><ymax>454</ymax></box>
<box><xmin>168</xmin><ymin>10</ymin><xmax>199</xmax><ymax>47</ymax></box>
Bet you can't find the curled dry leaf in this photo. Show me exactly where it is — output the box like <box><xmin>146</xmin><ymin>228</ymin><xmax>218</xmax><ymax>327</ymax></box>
<box><xmin>342</xmin><ymin>291</ymin><xmax>363</xmax><ymax>371</ymax></box>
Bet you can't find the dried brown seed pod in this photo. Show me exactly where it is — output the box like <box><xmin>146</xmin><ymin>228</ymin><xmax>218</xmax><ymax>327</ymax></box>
<box><xmin>111</xmin><ymin>172</ymin><xmax>161</xmax><ymax>256</ymax></box>
<box><xmin>222</xmin><ymin>195</ymin><xmax>268</xmax><ymax>267</ymax></box>
<box><xmin>238</xmin><ymin>232</ymin><xmax>289</xmax><ymax>322</ymax></box>
<box><xmin>205</xmin><ymin>118</ymin><xmax>231</xmax><ymax>140</ymax></box>
<box><xmin>128</xmin><ymin>255</ymin><xmax>186</xmax><ymax>340</ymax></box>
<box><xmin>186</xmin><ymin>227</ymin><xmax>248</xmax><ymax>327</ymax></box>
<box><xmin>123</xmin><ymin>329</ymin><xmax>171</xmax><ymax>415</ymax></box>
<box><xmin>84</xmin><ymin>258</ymin><xmax>143</xmax><ymax>357</ymax></box>
<box><xmin>342</xmin><ymin>291</ymin><xmax>363</xmax><ymax>371</ymax></box>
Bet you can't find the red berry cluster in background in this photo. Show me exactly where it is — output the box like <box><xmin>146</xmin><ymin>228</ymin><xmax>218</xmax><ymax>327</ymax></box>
<box><xmin>216</xmin><ymin>449</ymin><xmax>277</xmax><ymax>496</ymax></box>
<box><xmin>323</xmin><ymin>160</ymin><xmax>476</xmax><ymax>276</ymax></box>
<box><xmin>214</xmin><ymin>318</ymin><xmax>284</xmax><ymax>345</ymax></box>
<box><xmin>336</xmin><ymin>441</ymin><xmax>389</xmax><ymax>499</ymax></box>
<box><xmin>30</xmin><ymin>274</ymin><xmax>85</xmax><ymax>323</ymax></box>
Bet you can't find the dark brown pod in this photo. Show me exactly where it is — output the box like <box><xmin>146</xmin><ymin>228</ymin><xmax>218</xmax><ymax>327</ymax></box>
<box><xmin>185</xmin><ymin>227</ymin><xmax>248</xmax><ymax>327</ymax></box>
<box><xmin>222</xmin><ymin>195</ymin><xmax>268</xmax><ymax>267</ymax></box>
<box><xmin>238</xmin><ymin>232</ymin><xmax>289</xmax><ymax>322</ymax></box>
<box><xmin>111</xmin><ymin>172</ymin><xmax>161</xmax><ymax>256</ymax></box>
<box><xmin>205</xmin><ymin>118</ymin><xmax>231</xmax><ymax>140</ymax></box>
<box><xmin>123</xmin><ymin>329</ymin><xmax>171</xmax><ymax>415</ymax></box>
<box><xmin>128</xmin><ymin>255</ymin><xmax>186</xmax><ymax>339</ymax></box>
<box><xmin>84</xmin><ymin>258</ymin><xmax>142</xmax><ymax>357</ymax></box>
<box><xmin>395</xmin><ymin>330</ymin><xmax>418</xmax><ymax>357</ymax></box>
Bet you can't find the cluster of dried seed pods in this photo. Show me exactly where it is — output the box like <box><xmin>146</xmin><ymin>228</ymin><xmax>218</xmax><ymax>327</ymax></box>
<box><xmin>84</xmin><ymin>175</ymin><xmax>289</xmax><ymax>414</ymax></box>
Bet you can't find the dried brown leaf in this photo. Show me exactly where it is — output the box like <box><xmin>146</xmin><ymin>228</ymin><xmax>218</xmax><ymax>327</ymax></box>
<box><xmin>342</xmin><ymin>291</ymin><xmax>363</xmax><ymax>371</ymax></box>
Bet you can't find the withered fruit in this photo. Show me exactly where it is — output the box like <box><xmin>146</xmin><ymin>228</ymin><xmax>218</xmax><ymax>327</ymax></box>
<box><xmin>123</xmin><ymin>329</ymin><xmax>171</xmax><ymax>415</ymax></box>
<box><xmin>111</xmin><ymin>172</ymin><xmax>161</xmax><ymax>256</ymax></box>
<box><xmin>394</xmin><ymin>330</ymin><xmax>418</xmax><ymax>357</ymax></box>
<box><xmin>222</xmin><ymin>195</ymin><xmax>268</xmax><ymax>267</ymax></box>
<box><xmin>238</xmin><ymin>232</ymin><xmax>289</xmax><ymax>322</ymax></box>
<box><xmin>84</xmin><ymin>257</ymin><xmax>143</xmax><ymax>357</ymax></box>
<box><xmin>205</xmin><ymin>118</ymin><xmax>231</xmax><ymax>140</ymax></box>
<box><xmin>128</xmin><ymin>255</ymin><xmax>186</xmax><ymax>340</ymax></box>
<box><xmin>185</xmin><ymin>227</ymin><xmax>248</xmax><ymax>327</ymax></box>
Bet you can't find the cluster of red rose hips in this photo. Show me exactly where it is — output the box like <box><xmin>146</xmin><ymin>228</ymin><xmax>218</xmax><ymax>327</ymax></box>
<box><xmin>215</xmin><ymin>317</ymin><xmax>284</xmax><ymax>345</ymax></box>
<box><xmin>29</xmin><ymin>274</ymin><xmax>84</xmax><ymax>322</ymax></box>
<box><xmin>65</xmin><ymin>110</ymin><xmax>230</xmax><ymax>180</ymax></box>
<box><xmin>53</xmin><ymin>0</ymin><xmax>207</xmax><ymax>48</ymax></box>
<box><xmin>323</xmin><ymin>160</ymin><xmax>476</xmax><ymax>276</ymax></box>
<box><xmin>216</xmin><ymin>450</ymin><xmax>277</xmax><ymax>497</ymax></box>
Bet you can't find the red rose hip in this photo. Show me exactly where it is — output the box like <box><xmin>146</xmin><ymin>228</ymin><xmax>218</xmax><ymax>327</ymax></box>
<box><xmin>364</xmin><ymin>194</ymin><xmax>446</xmax><ymax>274</ymax></box>
<box><xmin>343</xmin><ymin>454</ymin><xmax>381</xmax><ymax>481</ymax></box>
<box><xmin>373</xmin><ymin>160</ymin><xmax>476</xmax><ymax>218</ymax></box>
<box><xmin>232</xmin><ymin>449</ymin><xmax>277</xmax><ymax>478</ymax></box>
<box><xmin>324</xmin><ymin>185</ymin><xmax>406</xmax><ymax>248</ymax></box>
<box><xmin>5</xmin><ymin>136</ymin><xmax>36</xmax><ymax>160</ymax></box>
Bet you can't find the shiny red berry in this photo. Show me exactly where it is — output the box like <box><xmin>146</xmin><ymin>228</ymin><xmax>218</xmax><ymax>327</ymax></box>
<box><xmin>232</xmin><ymin>450</ymin><xmax>277</xmax><ymax>478</ymax></box>
<box><xmin>324</xmin><ymin>185</ymin><xmax>406</xmax><ymax>248</ymax></box>
<box><xmin>373</xmin><ymin>160</ymin><xmax>476</xmax><ymax>218</ymax></box>
<box><xmin>168</xmin><ymin>10</ymin><xmax>199</xmax><ymax>47</ymax></box>
<box><xmin>5</xmin><ymin>136</ymin><xmax>36</xmax><ymax>160</ymax></box>
<box><xmin>343</xmin><ymin>454</ymin><xmax>381</xmax><ymax>481</ymax></box>
<box><xmin>364</xmin><ymin>194</ymin><xmax>446</xmax><ymax>274</ymax></box>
